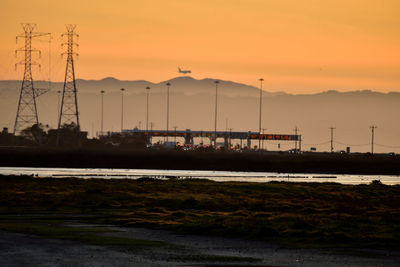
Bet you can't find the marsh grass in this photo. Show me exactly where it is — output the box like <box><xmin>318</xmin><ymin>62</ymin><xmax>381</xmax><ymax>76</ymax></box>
<box><xmin>0</xmin><ymin>175</ymin><xmax>399</xmax><ymax>249</ymax></box>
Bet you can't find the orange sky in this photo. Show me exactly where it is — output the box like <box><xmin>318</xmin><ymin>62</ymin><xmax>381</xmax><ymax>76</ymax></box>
<box><xmin>0</xmin><ymin>0</ymin><xmax>399</xmax><ymax>93</ymax></box>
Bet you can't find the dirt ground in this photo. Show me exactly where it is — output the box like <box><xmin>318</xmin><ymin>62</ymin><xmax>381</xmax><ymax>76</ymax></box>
<box><xmin>1</xmin><ymin>223</ymin><xmax>399</xmax><ymax>267</ymax></box>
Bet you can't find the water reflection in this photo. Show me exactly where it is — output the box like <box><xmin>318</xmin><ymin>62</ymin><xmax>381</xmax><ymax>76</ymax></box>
<box><xmin>0</xmin><ymin>167</ymin><xmax>398</xmax><ymax>185</ymax></box>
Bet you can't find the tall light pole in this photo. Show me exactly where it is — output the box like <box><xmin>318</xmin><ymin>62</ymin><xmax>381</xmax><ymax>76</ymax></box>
<box><xmin>329</xmin><ymin>127</ymin><xmax>335</xmax><ymax>153</ymax></box>
<box><xmin>370</xmin><ymin>126</ymin><xmax>377</xmax><ymax>154</ymax></box>
<box><xmin>146</xmin><ymin>86</ymin><xmax>150</xmax><ymax>133</ymax></box>
<box><xmin>214</xmin><ymin>80</ymin><xmax>219</xmax><ymax>148</ymax></box>
<box><xmin>166</xmin><ymin>82</ymin><xmax>171</xmax><ymax>142</ymax></box>
<box><xmin>262</xmin><ymin>128</ymin><xmax>266</xmax><ymax>151</ymax></box>
<box><xmin>120</xmin><ymin>88</ymin><xmax>125</xmax><ymax>133</ymax></box>
<box><xmin>100</xmin><ymin>90</ymin><xmax>105</xmax><ymax>135</ymax></box>
<box><xmin>258</xmin><ymin>78</ymin><xmax>264</xmax><ymax>151</ymax></box>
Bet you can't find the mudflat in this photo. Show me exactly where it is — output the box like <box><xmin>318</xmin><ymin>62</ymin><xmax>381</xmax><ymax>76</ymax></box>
<box><xmin>1</xmin><ymin>223</ymin><xmax>399</xmax><ymax>266</ymax></box>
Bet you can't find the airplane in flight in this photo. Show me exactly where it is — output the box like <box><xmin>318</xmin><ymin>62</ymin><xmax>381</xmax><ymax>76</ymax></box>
<box><xmin>178</xmin><ymin>67</ymin><xmax>191</xmax><ymax>74</ymax></box>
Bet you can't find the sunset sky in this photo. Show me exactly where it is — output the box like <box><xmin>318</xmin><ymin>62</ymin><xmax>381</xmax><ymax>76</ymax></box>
<box><xmin>0</xmin><ymin>0</ymin><xmax>399</xmax><ymax>93</ymax></box>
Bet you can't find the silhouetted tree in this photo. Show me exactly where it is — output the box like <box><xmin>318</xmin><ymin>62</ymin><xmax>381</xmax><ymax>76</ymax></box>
<box><xmin>48</xmin><ymin>122</ymin><xmax>87</xmax><ymax>147</ymax></box>
<box><xmin>21</xmin><ymin>123</ymin><xmax>49</xmax><ymax>145</ymax></box>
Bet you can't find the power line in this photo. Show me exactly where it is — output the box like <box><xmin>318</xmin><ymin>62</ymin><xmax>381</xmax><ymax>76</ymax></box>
<box><xmin>287</xmin><ymin>140</ymin><xmax>399</xmax><ymax>150</ymax></box>
<box><xmin>334</xmin><ymin>141</ymin><xmax>369</xmax><ymax>147</ymax></box>
<box><xmin>302</xmin><ymin>141</ymin><xmax>330</xmax><ymax>146</ymax></box>
<box><xmin>374</xmin><ymin>143</ymin><xmax>400</xmax><ymax>149</ymax></box>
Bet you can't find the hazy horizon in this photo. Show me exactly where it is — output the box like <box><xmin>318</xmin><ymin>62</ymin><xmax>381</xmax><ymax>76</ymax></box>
<box><xmin>1</xmin><ymin>77</ymin><xmax>399</xmax><ymax>154</ymax></box>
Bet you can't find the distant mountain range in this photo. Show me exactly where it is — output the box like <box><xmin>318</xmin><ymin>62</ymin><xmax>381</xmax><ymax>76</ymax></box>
<box><xmin>0</xmin><ymin>76</ymin><xmax>285</xmax><ymax>97</ymax></box>
<box><xmin>1</xmin><ymin>76</ymin><xmax>397</xmax><ymax>97</ymax></box>
<box><xmin>1</xmin><ymin>77</ymin><xmax>399</xmax><ymax>153</ymax></box>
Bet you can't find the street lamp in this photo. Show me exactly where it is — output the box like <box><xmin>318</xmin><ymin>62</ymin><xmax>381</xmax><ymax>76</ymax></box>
<box><xmin>100</xmin><ymin>90</ymin><xmax>105</xmax><ymax>135</ymax></box>
<box><xmin>262</xmin><ymin>128</ymin><xmax>266</xmax><ymax>151</ymax></box>
<box><xmin>166</xmin><ymin>82</ymin><xmax>171</xmax><ymax>142</ymax></box>
<box><xmin>214</xmin><ymin>80</ymin><xmax>219</xmax><ymax>148</ymax></box>
<box><xmin>258</xmin><ymin>78</ymin><xmax>264</xmax><ymax>151</ymax></box>
<box><xmin>120</xmin><ymin>88</ymin><xmax>125</xmax><ymax>133</ymax></box>
<box><xmin>146</xmin><ymin>86</ymin><xmax>150</xmax><ymax>133</ymax></box>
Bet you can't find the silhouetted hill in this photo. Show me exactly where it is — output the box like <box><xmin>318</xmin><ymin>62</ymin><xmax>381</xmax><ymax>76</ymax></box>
<box><xmin>0</xmin><ymin>76</ymin><xmax>283</xmax><ymax>97</ymax></box>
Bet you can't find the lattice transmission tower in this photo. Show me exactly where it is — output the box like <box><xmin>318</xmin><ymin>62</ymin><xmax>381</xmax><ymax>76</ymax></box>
<box><xmin>57</xmin><ymin>24</ymin><xmax>80</xmax><ymax>142</ymax></box>
<box><xmin>13</xmin><ymin>23</ymin><xmax>50</xmax><ymax>135</ymax></box>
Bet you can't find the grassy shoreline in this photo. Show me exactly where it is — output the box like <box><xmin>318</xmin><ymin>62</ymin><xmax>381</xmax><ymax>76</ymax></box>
<box><xmin>1</xmin><ymin>174</ymin><xmax>399</xmax><ymax>250</ymax></box>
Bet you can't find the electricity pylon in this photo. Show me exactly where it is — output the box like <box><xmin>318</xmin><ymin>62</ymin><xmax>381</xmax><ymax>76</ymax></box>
<box><xmin>57</xmin><ymin>24</ymin><xmax>80</xmax><ymax>145</ymax></box>
<box><xmin>14</xmin><ymin>23</ymin><xmax>50</xmax><ymax>135</ymax></box>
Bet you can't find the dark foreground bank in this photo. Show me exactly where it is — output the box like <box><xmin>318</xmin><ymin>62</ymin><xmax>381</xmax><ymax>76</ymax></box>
<box><xmin>1</xmin><ymin>175</ymin><xmax>399</xmax><ymax>250</ymax></box>
<box><xmin>1</xmin><ymin>147</ymin><xmax>400</xmax><ymax>174</ymax></box>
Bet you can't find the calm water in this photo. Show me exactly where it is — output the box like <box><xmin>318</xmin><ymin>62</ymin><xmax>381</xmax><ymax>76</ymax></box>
<box><xmin>0</xmin><ymin>167</ymin><xmax>399</xmax><ymax>185</ymax></box>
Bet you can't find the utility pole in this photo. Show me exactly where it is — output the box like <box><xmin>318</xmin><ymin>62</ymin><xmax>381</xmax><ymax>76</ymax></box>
<box><xmin>120</xmin><ymin>88</ymin><xmax>125</xmax><ymax>133</ymax></box>
<box><xmin>146</xmin><ymin>86</ymin><xmax>150</xmax><ymax>133</ymax></box>
<box><xmin>229</xmin><ymin>128</ymin><xmax>233</xmax><ymax>149</ymax></box>
<box><xmin>57</xmin><ymin>24</ymin><xmax>80</xmax><ymax>146</ymax></box>
<box><xmin>214</xmin><ymin>80</ymin><xmax>219</xmax><ymax>148</ymax></box>
<box><xmin>14</xmin><ymin>23</ymin><xmax>51</xmax><ymax>135</ymax></box>
<box><xmin>258</xmin><ymin>78</ymin><xmax>264</xmax><ymax>151</ymax></box>
<box><xmin>299</xmin><ymin>135</ymin><xmax>302</xmax><ymax>153</ymax></box>
<box><xmin>329</xmin><ymin>127</ymin><xmax>335</xmax><ymax>153</ymax></box>
<box><xmin>100</xmin><ymin>90</ymin><xmax>105</xmax><ymax>135</ymax></box>
<box><xmin>370</xmin><ymin>126</ymin><xmax>377</xmax><ymax>154</ymax></box>
<box><xmin>166</xmin><ymin>82</ymin><xmax>171</xmax><ymax>142</ymax></box>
